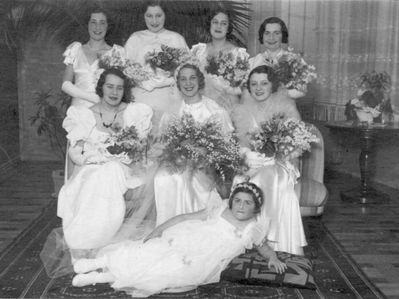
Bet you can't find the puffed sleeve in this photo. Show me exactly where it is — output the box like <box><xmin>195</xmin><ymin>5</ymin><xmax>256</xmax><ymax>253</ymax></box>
<box><xmin>63</xmin><ymin>42</ymin><xmax>82</xmax><ymax>66</ymax></box>
<box><xmin>174</xmin><ymin>32</ymin><xmax>189</xmax><ymax>51</ymax></box>
<box><xmin>123</xmin><ymin>102</ymin><xmax>153</xmax><ymax>139</ymax></box>
<box><xmin>124</xmin><ymin>33</ymin><xmax>140</xmax><ymax>62</ymax></box>
<box><xmin>62</xmin><ymin>106</ymin><xmax>96</xmax><ymax>147</ymax></box>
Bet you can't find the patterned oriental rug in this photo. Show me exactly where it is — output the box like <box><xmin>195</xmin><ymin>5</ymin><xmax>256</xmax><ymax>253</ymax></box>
<box><xmin>0</xmin><ymin>201</ymin><xmax>385</xmax><ymax>299</ymax></box>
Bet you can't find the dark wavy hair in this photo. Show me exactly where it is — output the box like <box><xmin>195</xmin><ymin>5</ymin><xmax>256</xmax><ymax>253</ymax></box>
<box><xmin>206</xmin><ymin>8</ymin><xmax>233</xmax><ymax>40</ymax></box>
<box><xmin>176</xmin><ymin>64</ymin><xmax>205</xmax><ymax>91</ymax></box>
<box><xmin>141</xmin><ymin>0</ymin><xmax>167</xmax><ymax>15</ymax></box>
<box><xmin>258</xmin><ymin>17</ymin><xmax>289</xmax><ymax>44</ymax></box>
<box><xmin>95</xmin><ymin>68</ymin><xmax>132</xmax><ymax>103</ymax></box>
<box><xmin>228</xmin><ymin>182</ymin><xmax>264</xmax><ymax>213</ymax></box>
<box><xmin>247</xmin><ymin>65</ymin><xmax>280</xmax><ymax>94</ymax></box>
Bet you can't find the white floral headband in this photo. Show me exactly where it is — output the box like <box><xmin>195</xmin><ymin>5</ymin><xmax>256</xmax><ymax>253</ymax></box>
<box><xmin>173</xmin><ymin>57</ymin><xmax>202</xmax><ymax>81</ymax></box>
<box><xmin>231</xmin><ymin>182</ymin><xmax>263</xmax><ymax>206</ymax></box>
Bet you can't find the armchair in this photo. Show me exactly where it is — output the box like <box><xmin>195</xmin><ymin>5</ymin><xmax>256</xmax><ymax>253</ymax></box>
<box><xmin>297</xmin><ymin>124</ymin><xmax>328</xmax><ymax>216</ymax></box>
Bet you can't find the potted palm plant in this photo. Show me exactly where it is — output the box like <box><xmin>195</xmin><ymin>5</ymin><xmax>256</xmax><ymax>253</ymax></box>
<box><xmin>30</xmin><ymin>90</ymin><xmax>71</xmax><ymax>197</ymax></box>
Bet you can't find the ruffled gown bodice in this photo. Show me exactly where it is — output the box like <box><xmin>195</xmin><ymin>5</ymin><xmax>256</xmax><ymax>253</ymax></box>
<box><xmin>98</xmin><ymin>201</ymin><xmax>265</xmax><ymax>297</ymax></box>
<box><xmin>63</xmin><ymin>42</ymin><xmax>125</xmax><ymax>107</ymax></box>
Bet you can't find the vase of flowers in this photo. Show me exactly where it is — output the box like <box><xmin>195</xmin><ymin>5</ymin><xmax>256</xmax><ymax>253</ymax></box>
<box><xmin>345</xmin><ymin>71</ymin><xmax>392</xmax><ymax>124</ymax></box>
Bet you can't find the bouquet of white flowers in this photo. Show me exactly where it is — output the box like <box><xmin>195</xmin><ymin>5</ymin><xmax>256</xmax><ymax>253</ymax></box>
<box><xmin>205</xmin><ymin>48</ymin><xmax>249</xmax><ymax>94</ymax></box>
<box><xmin>249</xmin><ymin>114</ymin><xmax>319</xmax><ymax>161</ymax></box>
<box><xmin>104</xmin><ymin>125</ymin><xmax>147</xmax><ymax>164</ymax></box>
<box><xmin>160</xmin><ymin>114</ymin><xmax>242</xmax><ymax>182</ymax></box>
<box><xmin>265</xmin><ymin>48</ymin><xmax>317</xmax><ymax>93</ymax></box>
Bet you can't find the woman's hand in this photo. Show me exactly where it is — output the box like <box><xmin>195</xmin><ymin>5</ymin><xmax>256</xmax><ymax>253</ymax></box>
<box><xmin>268</xmin><ymin>256</ymin><xmax>287</xmax><ymax>274</ymax></box>
<box><xmin>245</xmin><ymin>151</ymin><xmax>274</xmax><ymax>169</ymax></box>
<box><xmin>143</xmin><ymin>227</ymin><xmax>163</xmax><ymax>243</ymax></box>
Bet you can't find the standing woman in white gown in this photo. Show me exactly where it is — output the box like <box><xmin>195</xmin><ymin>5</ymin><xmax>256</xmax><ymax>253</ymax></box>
<box><xmin>124</xmin><ymin>0</ymin><xmax>189</xmax><ymax>130</ymax></box>
<box><xmin>191</xmin><ymin>8</ymin><xmax>249</xmax><ymax>113</ymax></box>
<box><xmin>248</xmin><ymin>17</ymin><xmax>306</xmax><ymax>99</ymax></box>
<box><xmin>62</xmin><ymin>8</ymin><xmax>114</xmax><ymax>108</ymax></box>
<box><xmin>41</xmin><ymin>68</ymin><xmax>153</xmax><ymax>277</ymax></box>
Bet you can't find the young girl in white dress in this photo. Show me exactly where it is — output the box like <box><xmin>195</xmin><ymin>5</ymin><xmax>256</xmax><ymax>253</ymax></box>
<box><xmin>124</xmin><ymin>0</ymin><xmax>189</xmax><ymax>131</ymax></box>
<box><xmin>232</xmin><ymin>65</ymin><xmax>306</xmax><ymax>255</ymax></box>
<box><xmin>153</xmin><ymin>63</ymin><xmax>234</xmax><ymax>226</ymax></box>
<box><xmin>191</xmin><ymin>8</ymin><xmax>249</xmax><ymax>113</ymax></box>
<box><xmin>71</xmin><ymin>182</ymin><xmax>287</xmax><ymax>298</ymax></box>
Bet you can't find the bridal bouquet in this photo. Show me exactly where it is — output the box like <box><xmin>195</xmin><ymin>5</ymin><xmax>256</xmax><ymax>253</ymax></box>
<box><xmin>249</xmin><ymin>114</ymin><xmax>319</xmax><ymax>161</ymax></box>
<box><xmin>145</xmin><ymin>44</ymin><xmax>190</xmax><ymax>76</ymax></box>
<box><xmin>205</xmin><ymin>48</ymin><xmax>249</xmax><ymax>93</ymax></box>
<box><xmin>160</xmin><ymin>114</ymin><xmax>241</xmax><ymax>182</ymax></box>
<box><xmin>269</xmin><ymin>49</ymin><xmax>317</xmax><ymax>93</ymax></box>
<box><xmin>104</xmin><ymin>125</ymin><xmax>147</xmax><ymax>164</ymax></box>
<box><xmin>98</xmin><ymin>46</ymin><xmax>151</xmax><ymax>88</ymax></box>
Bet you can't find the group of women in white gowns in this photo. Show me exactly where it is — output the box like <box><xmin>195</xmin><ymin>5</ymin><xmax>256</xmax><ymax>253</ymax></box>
<box><xmin>44</xmin><ymin>0</ymin><xmax>313</xmax><ymax>291</ymax></box>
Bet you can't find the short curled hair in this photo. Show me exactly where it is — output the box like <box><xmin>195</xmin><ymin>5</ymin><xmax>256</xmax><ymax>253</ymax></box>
<box><xmin>206</xmin><ymin>8</ymin><xmax>233</xmax><ymax>39</ymax></box>
<box><xmin>258</xmin><ymin>17</ymin><xmax>289</xmax><ymax>44</ymax></box>
<box><xmin>95</xmin><ymin>68</ymin><xmax>132</xmax><ymax>103</ymax></box>
<box><xmin>228</xmin><ymin>182</ymin><xmax>264</xmax><ymax>213</ymax></box>
<box><xmin>176</xmin><ymin>64</ymin><xmax>205</xmax><ymax>91</ymax></box>
<box><xmin>247</xmin><ymin>65</ymin><xmax>280</xmax><ymax>94</ymax></box>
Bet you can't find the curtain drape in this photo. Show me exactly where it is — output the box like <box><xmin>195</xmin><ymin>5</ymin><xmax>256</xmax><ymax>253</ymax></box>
<box><xmin>248</xmin><ymin>0</ymin><xmax>399</xmax><ymax>121</ymax></box>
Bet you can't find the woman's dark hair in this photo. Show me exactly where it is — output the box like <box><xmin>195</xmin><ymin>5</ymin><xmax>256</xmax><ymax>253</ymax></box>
<box><xmin>141</xmin><ymin>0</ymin><xmax>167</xmax><ymax>14</ymax></box>
<box><xmin>176</xmin><ymin>64</ymin><xmax>205</xmax><ymax>91</ymax></box>
<box><xmin>258</xmin><ymin>17</ymin><xmax>289</xmax><ymax>44</ymax></box>
<box><xmin>95</xmin><ymin>68</ymin><xmax>132</xmax><ymax>103</ymax></box>
<box><xmin>247</xmin><ymin>65</ymin><xmax>280</xmax><ymax>94</ymax></box>
<box><xmin>228</xmin><ymin>182</ymin><xmax>264</xmax><ymax>213</ymax></box>
<box><xmin>206</xmin><ymin>8</ymin><xmax>233</xmax><ymax>39</ymax></box>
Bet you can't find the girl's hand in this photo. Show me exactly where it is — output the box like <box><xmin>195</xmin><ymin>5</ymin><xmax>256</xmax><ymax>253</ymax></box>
<box><xmin>268</xmin><ymin>257</ymin><xmax>287</xmax><ymax>274</ymax></box>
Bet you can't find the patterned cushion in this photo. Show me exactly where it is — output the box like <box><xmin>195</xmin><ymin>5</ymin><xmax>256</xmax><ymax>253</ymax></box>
<box><xmin>221</xmin><ymin>250</ymin><xmax>316</xmax><ymax>289</ymax></box>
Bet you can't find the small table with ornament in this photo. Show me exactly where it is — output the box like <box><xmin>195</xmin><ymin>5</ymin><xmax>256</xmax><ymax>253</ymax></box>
<box><xmin>326</xmin><ymin>120</ymin><xmax>399</xmax><ymax>204</ymax></box>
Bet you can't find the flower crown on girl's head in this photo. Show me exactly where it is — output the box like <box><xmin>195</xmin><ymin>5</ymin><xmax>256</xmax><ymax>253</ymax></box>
<box><xmin>231</xmin><ymin>182</ymin><xmax>264</xmax><ymax>207</ymax></box>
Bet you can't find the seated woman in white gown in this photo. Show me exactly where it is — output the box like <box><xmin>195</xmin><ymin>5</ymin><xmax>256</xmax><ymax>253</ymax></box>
<box><xmin>153</xmin><ymin>63</ymin><xmax>234</xmax><ymax>226</ymax></box>
<box><xmin>124</xmin><ymin>0</ymin><xmax>189</xmax><ymax>131</ymax></box>
<box><xmin>191</xmin><ymin>8</ymin><xmax>249</xmax><ymax>113</ymax></box>
<box><xmin>41</xmin><ymin>68</ymin><xmax>153</xmax><ymax>278</ymax></box>
<box><xmin>71</xmin><ymin>182</ymin><xmax>287</xmax><ymax>298</ymax></box>
<box><xmin>232</xmin><ymin>65</ymin><xmax>307</xmax><ymax>255</ymax></box>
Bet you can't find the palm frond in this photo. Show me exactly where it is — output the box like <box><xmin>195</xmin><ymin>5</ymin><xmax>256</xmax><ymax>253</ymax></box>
<box><xmin>0</xmin><ymin>0</ymin><xmax>251</xmax><ymax>50</ymax></box>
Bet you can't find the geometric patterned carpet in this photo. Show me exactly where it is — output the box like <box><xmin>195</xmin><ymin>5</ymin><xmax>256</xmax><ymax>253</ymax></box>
<box><xmin>0</xmin><ymin>200</ymin><xmax>386</xmax><ymax>299</ymax></box>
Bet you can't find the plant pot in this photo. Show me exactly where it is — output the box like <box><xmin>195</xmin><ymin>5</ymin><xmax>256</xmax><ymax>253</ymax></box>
<box><xmin>355</xmin><ymin>110</ymin><xmax>374</xmax><ymax>123</ymax></box>
<box><xmin>52</xmin><ymin>169</ymin><xmax>64</xmax><ymax>198</ymax></box>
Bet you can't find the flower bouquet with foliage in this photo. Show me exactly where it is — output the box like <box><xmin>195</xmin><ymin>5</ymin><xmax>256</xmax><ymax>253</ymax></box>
<box><xmin>345</xmin><ymin>71</ymin><xmax>392</xmax><ymax>123</ymax></box>
<box><xmin>104</xmin><ymin>125</ymin><xmax>147</xmax><ymax>165</ymax></box>
<box><xmin>249</xmin><ymin>114</ymin><xmax>319</xmax><ymax>162</ymax></box>
<box><xmin>145</xmin><ymin>44</ymin><xmax>190</xmax><ymax>77</ymax></box>
<box><xmin>271</xmin><ymin>49</ymin><xmax>317</xmax><ymax>93</ymax></box>
<box><xmin>160</xmin><ymin>114</ymin><xmax>242</xmax><ymax>182</ymax></box>
<box><xmin>205</xmin><ymin>48</ymin><xmax>249</xmax><ymax>94</ymax></box>
<box><xmin>97</xmin><ymin>46</ymin><xmax>151</xmax><ymax>88</ymax></box>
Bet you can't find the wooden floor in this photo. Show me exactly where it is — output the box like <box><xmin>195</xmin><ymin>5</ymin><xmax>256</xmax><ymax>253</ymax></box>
<box><xmin>0</xmin><ymin>161</ymin><xmax>399</xmax><ymax>299</ymax></box>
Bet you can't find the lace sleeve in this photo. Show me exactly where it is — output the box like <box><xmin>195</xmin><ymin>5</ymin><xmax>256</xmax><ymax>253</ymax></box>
<box><xmin>62</xmin><ymin>42</ymin><xmax>82</xmax><ymax>66</ymax></box>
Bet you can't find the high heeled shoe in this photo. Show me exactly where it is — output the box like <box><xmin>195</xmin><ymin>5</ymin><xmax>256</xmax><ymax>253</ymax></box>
<box><xmin>72</xmin><ymin>272</ymin><xmax>100</xmax><ymax>287</ymax></box>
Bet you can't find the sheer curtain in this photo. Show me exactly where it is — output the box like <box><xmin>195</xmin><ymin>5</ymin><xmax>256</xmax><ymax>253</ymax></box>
<box><xmin>248</xmin><ymin>0</ymin><xmax>399</xmax><ymax>121</ymax></box>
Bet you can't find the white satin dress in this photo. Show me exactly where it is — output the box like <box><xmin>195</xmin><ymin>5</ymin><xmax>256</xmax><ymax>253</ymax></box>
<box><xmin>58</xmin><ymin>103</ymin><xmax>153</xmax><ymax>250</ymax></box>
<box><xmin>154</xmin><ymin>96</ymin><xmax>234</xmax><ymax>226</ymax></box>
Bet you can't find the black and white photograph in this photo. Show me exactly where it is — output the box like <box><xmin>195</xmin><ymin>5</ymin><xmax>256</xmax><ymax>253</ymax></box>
<box><xmin>0</xmin><ymin>0</ymin><xmax>397</xmax><ymax>298</ymax></box>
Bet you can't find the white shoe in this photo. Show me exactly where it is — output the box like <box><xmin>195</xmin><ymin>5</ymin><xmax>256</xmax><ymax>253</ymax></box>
<box><xmin>72</xmin><ymin>272</ymin><xmax>99</xmax><ymax>287</ymax></box>
<box><xmin>73</xmin><ymin>259</ymin><xmax>97</xmax><ymax>274</ymax></box>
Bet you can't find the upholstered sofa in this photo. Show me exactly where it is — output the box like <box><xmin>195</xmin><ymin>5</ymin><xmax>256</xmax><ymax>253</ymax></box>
<box><xmin>297</xmin><ymin>124</ymin><xmax>328</xmax><ymax>216</ymax></box>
